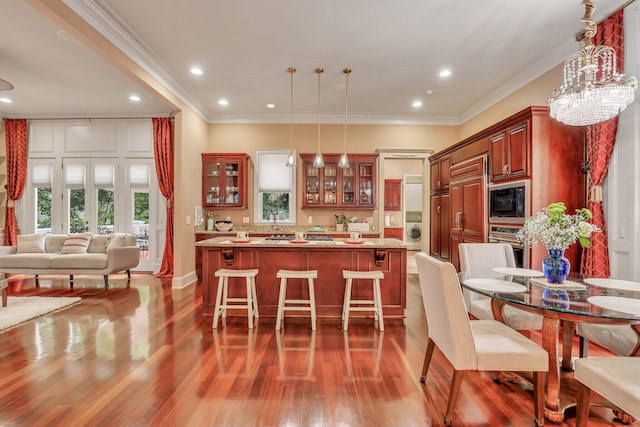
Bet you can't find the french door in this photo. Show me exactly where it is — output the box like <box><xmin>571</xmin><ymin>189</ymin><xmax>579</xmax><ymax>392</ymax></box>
<box><xmin>23</xmin><ymin>158</ymin><xmax>161</xmax><ymax>272</ymax></box>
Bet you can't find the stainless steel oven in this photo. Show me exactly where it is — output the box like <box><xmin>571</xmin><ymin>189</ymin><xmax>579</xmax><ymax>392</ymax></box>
<box><xmin>488</xmin><ymin>224</ymin><xmax>528</xmax><ymax>268</ymax></box>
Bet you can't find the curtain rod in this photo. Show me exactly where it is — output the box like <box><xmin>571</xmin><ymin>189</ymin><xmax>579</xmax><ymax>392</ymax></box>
<box><xmin>3</xmin><ymin>116</ymin><xmax>173</xmax><ymax>122</ymax></box>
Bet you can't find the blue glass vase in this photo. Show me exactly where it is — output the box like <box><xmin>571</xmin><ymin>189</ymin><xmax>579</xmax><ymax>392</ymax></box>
<box><xmin>542</xmin><ymin>248</ymin><xmax>570</xmax><ymax>284</ymax></box>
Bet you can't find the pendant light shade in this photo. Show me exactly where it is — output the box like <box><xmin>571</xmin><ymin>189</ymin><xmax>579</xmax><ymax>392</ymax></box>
<box><xmin>338</xmin><ymin>68</ymin><xmax>352</xmax><ymax>169</ymax></box>
<box><xmin>285</xmin><ymin>67</ymin><xmax>297</xmax><ymax>167</ymax></box>
<box><xmin>313</xmin><ymin>67</ymin><xmax>325</xmax><ymax>168</ymax></box>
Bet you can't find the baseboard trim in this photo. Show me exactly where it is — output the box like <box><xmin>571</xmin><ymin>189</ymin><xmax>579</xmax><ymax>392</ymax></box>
<box><xmin>171</xmin><ymin>271</ymin><xmax>197</xmax><ymax>289</ymax></box>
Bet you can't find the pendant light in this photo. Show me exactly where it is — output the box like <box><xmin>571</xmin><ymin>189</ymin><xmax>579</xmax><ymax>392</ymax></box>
<box><xmin>285</xmin><ymin>67</ymin><xmax>296</xmax><ymax>167</ymax></box>
<box><xmin>312</xmin><ymin>67</ymin><xmax>325</xmax><ymax>168</ymax></box>
<box><xmin>338</xmin><ymin>68</ymin><xmax>351</xmax><ymax>169</ymax></box>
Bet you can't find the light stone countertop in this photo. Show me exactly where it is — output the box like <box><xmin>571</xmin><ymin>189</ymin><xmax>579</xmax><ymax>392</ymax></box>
<box><xmin>196</xmin><ymin>236</ymin><xmax>409</xmax><ymax>249</ymax></box>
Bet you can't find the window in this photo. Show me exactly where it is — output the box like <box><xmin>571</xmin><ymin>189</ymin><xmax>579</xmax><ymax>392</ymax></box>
<box><xmin>254</xmin><ymin>150</ymin><xmax>296</xmax><ymax>225</ymax></box>
<box><xmin>95</xmin><ymin>163</ymin><xmax>115</xmax><ymax>235</ymax></box>
<box><xmin>65</xmin><ymin>163</ymin><xmax>86</xmax><ymax>233</ymax></box>
<box><xmin>31</xmin><ymin>163</ymin><xmax>53</xmax><ymax>234</ymax></box>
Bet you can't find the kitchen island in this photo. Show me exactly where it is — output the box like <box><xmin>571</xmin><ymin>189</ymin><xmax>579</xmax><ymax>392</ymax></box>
<box><xmin>197</xmin><ymin>237</ymin><xmax>408</xmax><ymax>319</ymax></box>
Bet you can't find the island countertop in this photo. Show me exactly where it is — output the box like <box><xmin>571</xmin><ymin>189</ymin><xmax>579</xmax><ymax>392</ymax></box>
<box><xmin>196</xmin><ymin>236</ymin><xmax>409</xmax><ymax>249</ymax></box>
<box><xmin>198</xmin><ymin>236</ymin><xmax>408</xmax><ymax>319</ymax></box>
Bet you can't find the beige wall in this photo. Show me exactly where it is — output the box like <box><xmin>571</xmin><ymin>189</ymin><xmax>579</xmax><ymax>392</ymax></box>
<box><xmin>206</xmin><ymin>123</ymin><xmax>457</xmax><ymax>229</ymax></box>
<box><xmin>459</xmin><ymin>65</ymin><xmax>563</xmax><ymax>140</ymax></box>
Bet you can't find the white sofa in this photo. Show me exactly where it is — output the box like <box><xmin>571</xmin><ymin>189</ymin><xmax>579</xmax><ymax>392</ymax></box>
<box><xmin>0</xmin><ymin>233</ymin><xmax>140</xmax><ymax>288</ymax></box>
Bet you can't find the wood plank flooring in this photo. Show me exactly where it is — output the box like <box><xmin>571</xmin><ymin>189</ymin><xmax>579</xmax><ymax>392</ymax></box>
<box><xmin>0</xmin><ymin>271</ymin><xmax>632</xmax><ymax>426</ymax></box>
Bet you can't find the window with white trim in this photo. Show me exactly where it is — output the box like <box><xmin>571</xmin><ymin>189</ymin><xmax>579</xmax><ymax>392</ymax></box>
<box><xmin>254</xmin><ymin>150</ymin><xmax>296</xmax><ymax>225</ymax></box>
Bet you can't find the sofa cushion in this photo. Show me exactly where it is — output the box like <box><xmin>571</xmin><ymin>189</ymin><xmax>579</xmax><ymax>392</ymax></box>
<box><xmin>16</xmin><ymin>234</ymin><xmax>46</xmax><ymax>253</ymax></box>
<box><xmin>0</xmin><ymin>253</ymin><xmax>57</xmax><ymax>268</ymax></box>
<box><xmin>60</xmin><ymin>233</ymin><xmax>92</xmax><ymax>254</ymax></box>
<box><xmin>88</xmin><ymin>235</ymin><xmax>111</xmax><ymax>254</ymax></box>
<box><xmin>50</xmin><ymin>253</ymin><xmax>109</xmax><ymax>269</ymax></box>
<box><xmin>107</xmin><ymin>233</ymin><xmax>128</xmax><ymax>251</ymax></box>
<box><xmin>45</xmin><ymin>235</ymin><xmax>68</xmax><ymax>253</ymax></box>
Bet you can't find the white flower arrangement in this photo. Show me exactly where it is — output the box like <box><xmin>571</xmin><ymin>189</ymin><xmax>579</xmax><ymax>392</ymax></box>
<box><xmin>516</xmin><ymin>202</ymin><xmax>599</xmax><ymax>250</ymax></box>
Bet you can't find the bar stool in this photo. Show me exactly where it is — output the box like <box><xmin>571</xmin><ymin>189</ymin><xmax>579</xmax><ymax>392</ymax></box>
<box><xmin>275</xmin><ymin>269</ymin><xmax>317</xmax><ymax>330</ymax></box>
<box><xmin>213</xmin><ymin>269</ymin><xmax>259</xmax><ymax>329</ymax></box>
<box><xmin>342</xmin><ymin>270</ymin><xmax>384</xmax><ymax>331</ymax></box>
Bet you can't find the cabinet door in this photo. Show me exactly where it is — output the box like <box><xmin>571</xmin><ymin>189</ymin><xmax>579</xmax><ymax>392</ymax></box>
<box><xmin>384</xmin><ymin>179</ymin><xmax>402</xmax><ymax>211</ymax></box>
<box><xmin>430</xmin><ymin>195</ymin><xmax>441</xmax><ymax>256</ymax></box>
<box><xmin>489</xmin><ymin>132</ymin><xmax>507</xmax><ymax>182</ymax></box>
<box><xmin>460</xmin><ymin>177</ymin><xmax>485</xmax><ymax>239</ymax></box>
<box><xmin>202</xmin><ymin>154</ymin><xmax>248</xmax><ymax>208</ymax></box>
<box><xmin>430</xmin><ymin>156</ymin><xmax>451</xmax><ymax>190</ymax></box>
<box><xmin>506</xmin><ymin>122</ymin><xmax>528</xmax><ymax>179</ymax></box>
<box><xmin>439</xmin><ymin>193</ymin><xmax>450</xmax><ymax>259</ymax></box>
<box><xmin>303</xmin><ymin>158</ymin><xmax>322</xmax><ymax>206</ymax></box>
<box><xmin>357</xmin><ymin>160</ymin><xmax>375</xmax><ymax>207</ymax></box>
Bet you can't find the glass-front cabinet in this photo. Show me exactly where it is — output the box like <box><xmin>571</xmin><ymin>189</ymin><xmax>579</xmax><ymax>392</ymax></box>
<box><xmin>301</xmin><ymin>153</ymin><xmax>378</xmax><ymax>209</ymax></box>
<box><xmin>202</xmin><ymin>153</ymin><xmax>249</xmax><ymax>208</ymax></box>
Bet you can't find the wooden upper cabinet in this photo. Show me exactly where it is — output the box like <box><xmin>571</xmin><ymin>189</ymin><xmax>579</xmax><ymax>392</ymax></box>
<box><xmin>301</xmin><ymin>153</ymin><xmax>378</xmax><ymax>209</ymax></box>
<box><xmin>489</xmin><ymin>120</ymin><xmax>529</xmax><ymax>182</ymax></box>
<box><xmin>202</xmin><ymin>153</ymin><xmax>249</xmax><ymax>209</ymax></box>
<box><xmin>430</xmin><ymin>156</ymin><xmax>451</xmax><ymax>191</ymax></box>
<box><xmin>384</xmin><ymin>179</ymin><xmax>402</xmax><ymax>211</ymax></box>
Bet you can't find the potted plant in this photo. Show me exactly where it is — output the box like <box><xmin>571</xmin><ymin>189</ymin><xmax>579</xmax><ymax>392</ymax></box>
<box><xmin>335</xmin><ymin>212</ymin><xmax>348</xmax><ymax>232</ymax></box>
<box><xmin>517</xmin><ymin>202</ymin><xmax>599</xmax><ymax>283</ymax></box>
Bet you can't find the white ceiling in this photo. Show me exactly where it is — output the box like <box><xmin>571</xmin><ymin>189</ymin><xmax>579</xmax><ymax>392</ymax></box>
<box><xmin>0</xmin><ymin>0</ymin><xmax>632</xmax><ymax>125</ymax></box>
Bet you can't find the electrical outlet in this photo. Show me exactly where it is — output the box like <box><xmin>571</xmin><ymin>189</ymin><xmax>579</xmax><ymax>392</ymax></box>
<box><xmin>186</xmin><ymin>215</ymin><xmax>191</xmax><ymax>225</ymax></box>
<box><xmin>243</xmin><ymin>217</ymin><xmax>250</xmax><ymax>224</ymax></box>
<box><xmin>307</xmin><ymin>216</ymin><xmax>313</xmax><ymax>224</ymax></box>
<box><xmin>226</xmin><ymin>216</ymin><xmax>231</xmax><ymax>222</ymax></box>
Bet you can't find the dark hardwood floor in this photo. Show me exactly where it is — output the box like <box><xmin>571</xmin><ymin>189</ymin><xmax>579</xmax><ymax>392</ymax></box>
<box><xmin>0</xmin><ymin>271</ymin><xmax>631</xmax><ymax>426</ymax></box>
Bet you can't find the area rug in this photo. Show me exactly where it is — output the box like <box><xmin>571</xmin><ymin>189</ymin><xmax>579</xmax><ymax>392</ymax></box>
<box><xmin>0</xmin><ymin>296</ymin><xmax>82</xmax><ymax>331</ymax></box>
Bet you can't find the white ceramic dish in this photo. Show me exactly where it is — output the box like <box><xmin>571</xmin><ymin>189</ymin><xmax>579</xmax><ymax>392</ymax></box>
<box><xmin>462</xmin><ymin>278</ymin><xmax>527</xmax><ymax>294</ymax></box>
<box><xmin>583</xmin><ymin>278</ymin><xmax>640</xmax><ymax>291</ymax></box>
<box><xmin>492</xmin><ymin>267</ymin><xmax>544</xmax><ymax>277</ymax></box>
<box><xmin>587</xmin><ymin>296</ymin><xmax>640</xmax><ymax>315</ymax></box>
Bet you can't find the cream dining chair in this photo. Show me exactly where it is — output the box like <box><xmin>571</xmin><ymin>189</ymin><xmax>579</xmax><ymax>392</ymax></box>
<box><xmin>459</xmin><ymin>243</ymin><xmax>543</xmax><ymax>330</ymax></box>
<box><xmin>416</xmin><ymin>252</ymin><xmax>548</xmax><ymax>426</ymax></box>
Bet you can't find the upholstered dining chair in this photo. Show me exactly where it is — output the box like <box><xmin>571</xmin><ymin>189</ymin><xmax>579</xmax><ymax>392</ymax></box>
<box><xmin>575</xmin><ymin>357</ymin><xmax>640</xmax><ymax>426</ymax></box>
<box><xmin>458</xmin><ymin>243</ymin><xmax>543</xmax><ymax>330</ymax></box>
<box><xmin>415</xmin><ymin>252</ymin><xmax>548</xmax><ymax>426</ymax></box>
<box><xmin>576</xmin><ymin>323</ymin><xmax>639</xmax><ymax>357</ymax></box>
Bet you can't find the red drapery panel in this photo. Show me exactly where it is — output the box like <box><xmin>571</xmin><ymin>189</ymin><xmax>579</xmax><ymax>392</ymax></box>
<box><xmin>153</xmin><ymin>118</ymin><xmax>174</xmax><ymax>278</ymax></box>
<box><xmin>580</xmin><ymin>9</ymin><xmax>624</xmax><ymax>277</ymax></box>
<box><xmin>3</xmin><ymin>119</ymin><xmax>28</xmax><ymax>246</ymax></box>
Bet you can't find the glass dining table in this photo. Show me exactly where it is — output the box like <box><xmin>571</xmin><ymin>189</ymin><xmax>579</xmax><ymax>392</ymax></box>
<box><xmin>459</xmin><ymin>268</ymin><xmax>640</xmax><ymax>423</ymax></box>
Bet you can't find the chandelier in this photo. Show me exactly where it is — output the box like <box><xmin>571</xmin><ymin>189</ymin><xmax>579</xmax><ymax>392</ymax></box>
<box><xmin>548</xmin><ymin>0</ymin><xmax>637</xmax><ymax>126</ymax></box>
<box><xmin>338</xmin><ymin>68</ymin><xmax>352</xmax><ymax>169</ymax></box>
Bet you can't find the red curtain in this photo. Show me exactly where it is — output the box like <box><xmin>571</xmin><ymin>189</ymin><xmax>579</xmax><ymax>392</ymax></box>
<box><xmin>3</xmin><ymin>119</ymin><xmax>28</xmax><ymax>246</ymax></box>
<box><xmin>153</xmin><ymin>118</ymin><xmax>174</xmax><ymax>278</ymax></box>
<box><xmin>580</xmin><ymin>10</ymin><xmax>624</xmax><ymax>277</ymax></box>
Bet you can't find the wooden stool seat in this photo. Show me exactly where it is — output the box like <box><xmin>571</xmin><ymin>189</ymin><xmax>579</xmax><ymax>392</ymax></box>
<box><xmin>276</xmin><ymin>269</ymin><xmax>317</xmax><ymax>331</ymax></box>
<box><xmin>342</xmin><ymin>270</ymin><xmax>384</xmax><ymax>331</ymax></box>
<box><xmin>213</xmin><ymin>269</ymin><xmax>259</xmax><ymax>329</ymax></box>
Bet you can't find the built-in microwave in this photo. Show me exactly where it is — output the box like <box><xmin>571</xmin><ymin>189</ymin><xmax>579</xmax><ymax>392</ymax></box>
<box><xmin>488</xmin><ymin>180</ymin><xmax>529</xmax><ymax>223</ymax></box>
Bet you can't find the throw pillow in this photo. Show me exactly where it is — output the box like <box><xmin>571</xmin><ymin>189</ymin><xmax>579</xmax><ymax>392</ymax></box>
<box><xmin>107</xmin><ymin>233</ymin><xmax>128</xmax><ymax>251</ymax></box>
<box><xmin>16</xmin><ymin>234</ymin><xmax>46</xmax><ymax>253</ymax></box>
<box><xmin>88</xmin><ymin>235</ymin><xmax>112</xmax><ymax>253</ymax></box>
<box><xmin>60</xmin><ymin>233</ymin><xmax>92</xmax><ymax>254</ymax></box>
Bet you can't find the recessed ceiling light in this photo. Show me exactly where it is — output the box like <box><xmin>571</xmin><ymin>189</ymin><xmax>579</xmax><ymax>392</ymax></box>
<box><xmin>129</xmin><ymin>95</ymin><xmax>141</xmax><ymax>102</ymax></box>
<box><xmin>190</xmin><ymin>67</ymin><xmax>203</xmax><ymax>75</ymax></box>
<box><xmin>0</xmin><ymin>97</ymin><xmax>13</xmax><ymax>103</ymax></box>
<box><xmin>266</xmin><ymin>103</ymin><xmax>275</xmax><ymax>109</ymax></box>
<box><xmin>425</xmin><ymin>89</ymin><xmax>434</xmax><ymax>95</ymax></box>
<box><xmin>57</xmin><ymin>30</ymin><xmax>79</xmax><ymax>44</ymax></box>
<box><xmin>412</xmin><ymin>101</ymin><xmax>423</xmax><ymax>108</ymax></box>
<box><xmin>218</xmin><ymin>99</ymin><xmax>229</xmax><ymax>106</ymax></box>
<box><xmin>439</xmin><ymin>69</ymin><xmax>452</xmax><ymax>78</ymax></box>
